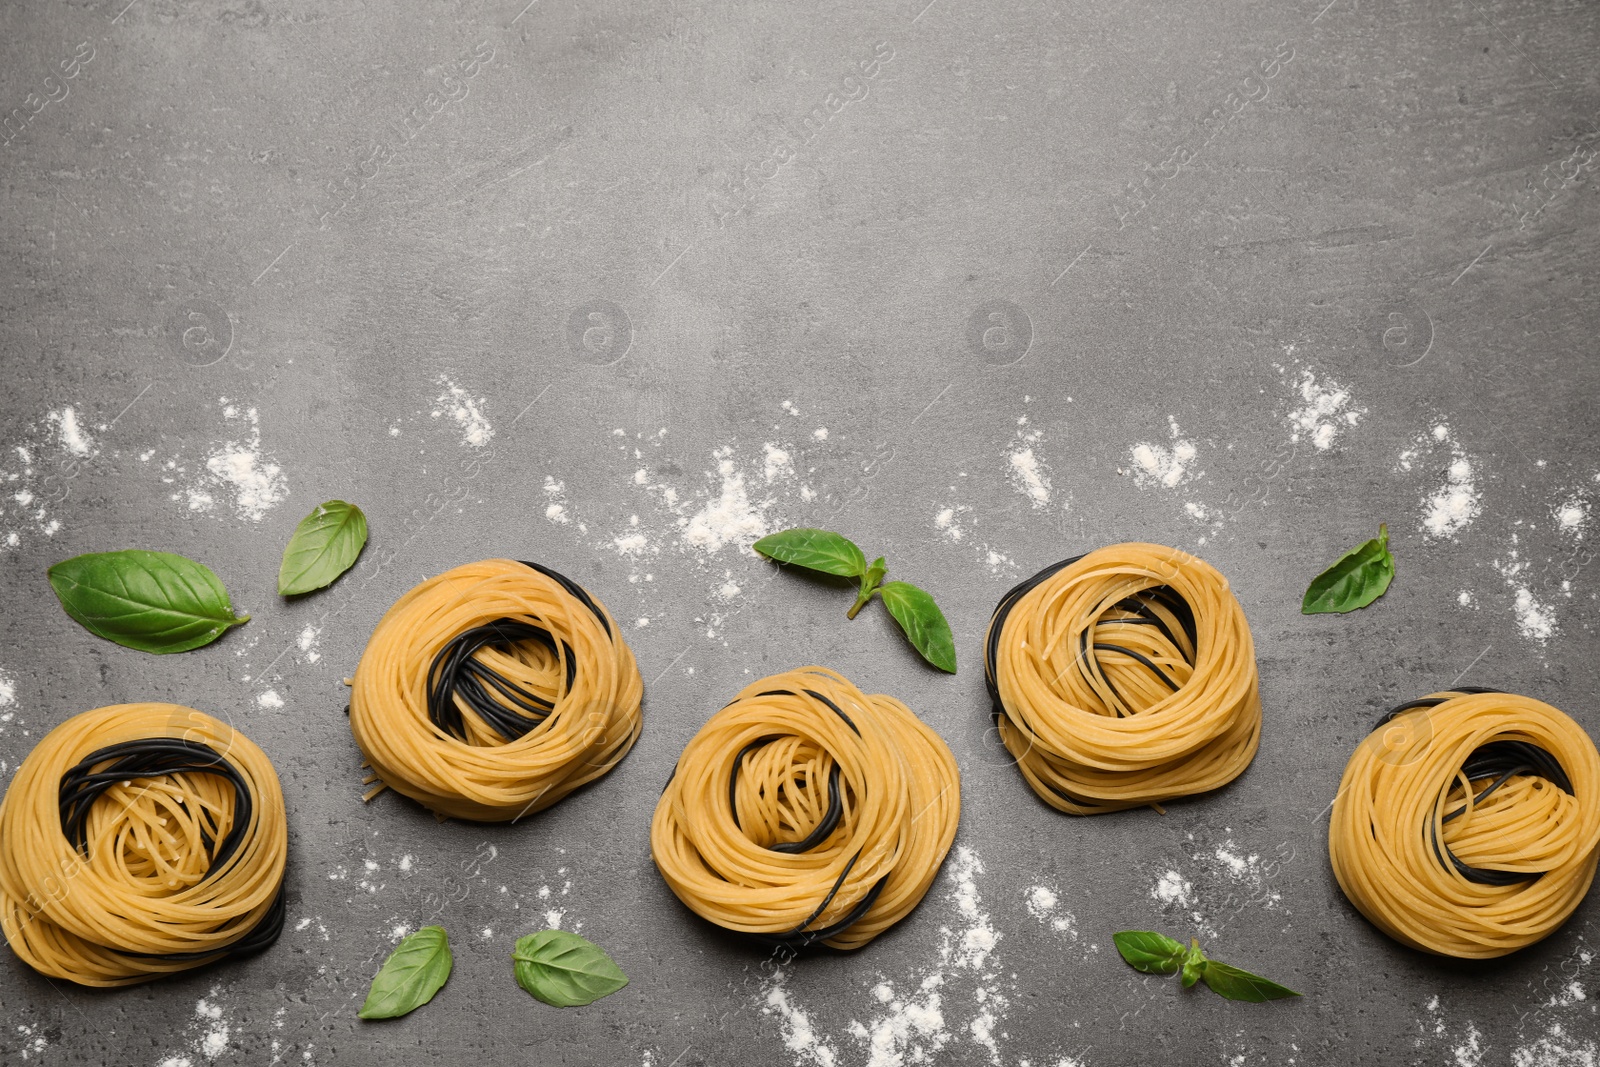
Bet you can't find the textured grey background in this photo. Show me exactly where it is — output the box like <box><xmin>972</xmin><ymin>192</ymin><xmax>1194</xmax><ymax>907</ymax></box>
<box><xmin>2</xmin><ymin>0</ymin><xmax>1598</xmax><ymax>1063</ymax></box>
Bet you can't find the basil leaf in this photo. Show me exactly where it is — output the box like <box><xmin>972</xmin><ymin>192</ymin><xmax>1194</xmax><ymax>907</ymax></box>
<box><xmin>1180</xmin><ymin>938</ymin><xmax>1207</xmax><ymax>988</ymax></box>
<box><xmin>1199</xmin><ymin>960</ymin><xmax>1301</xmax><ymax>1002</ymax></box>
<box><xmin>47</xmin><ymin>549</ymin><xmax>250</xmax><ymax>654</ymax></box>
<box><xmin>359</xmin><ymin>926</ymin><xmax>453</xmax><ymax>1019</ymax></box>
<box><xmin>849</xmin><ymin>555</ymin><xmax>889</xmax><ymax>619</ymax></box>
<box><xmin>1302</xmin><ymin>523</ymin><xmax>1394</xmax><ymax>614</ymax></box>
<box><xmin>511</xmin><ymin>930</ymin><xmax>629</xmax><ymax>1007</ymax></box>
<box><xmin>279</xmin><ymin>499</ymin><xmax>368</xmax><ymax>596</ymax></box>
<box><xmin>753</xmin><ymin>528</ymin><xmax>868</xmax><ymax>578</ymax></box>
<box><xmin>1112</xmin><ymin>930</ymin><xmax>1186</xmax><ymax>974</ymax></box>
<box><xmin>878</xmin><ymin>580</ymin><xmax>957</xmax><ymax>673</ymax></box>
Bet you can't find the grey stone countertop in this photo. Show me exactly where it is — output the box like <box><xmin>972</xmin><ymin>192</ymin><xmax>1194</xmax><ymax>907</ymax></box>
<box><xmin>2</xmin><ymin>0</ymin><xmax>1597</xmax><ymax>1063</ymax></box>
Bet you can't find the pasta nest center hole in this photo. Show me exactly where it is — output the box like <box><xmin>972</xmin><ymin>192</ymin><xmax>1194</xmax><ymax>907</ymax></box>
<box><xmin>731</xmin><ymin>736</ymin><xmax>856</xmax><ymax>853</ymax></box>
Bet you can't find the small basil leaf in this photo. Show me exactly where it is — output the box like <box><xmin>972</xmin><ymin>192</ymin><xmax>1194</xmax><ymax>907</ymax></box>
<box><xmin>279</xmin><ymin>499</ymin><xmax>368</xmax><ymax>596</ymax></box>
<box><xmin>1180</xmin><ymin>938</ymin><xmax>1207</xmax><ymax>988</ymax></box>
<box><xmin>47</xmin><ymin>549</ymin><xmax>249</xmax><ymax>654</ymax></box>
<box><xmin>512</xmin><ymin>930</ymin><xmax>629</xmax><ymax>1007</ymax></box>
<box><xmin>1112</xmin><ymin>930</ymin><xmax>1186</xmax><ymax>974</ymax></box>
<box><xmin>849</xmin><ymin>555</ymin><xmax>889</xmax><ymax>619</ymax></box>
<box><xmin>1302</xmin><ymin>523</ymin><xmax>1394</xmax><ymax>614</ymax></box>
<box><xmin>1200</xmin><ymin>960</ymin><xmax>1301</xmax><ymax>1002</ymax></box>
<box><xmin>878</xmin><ymin>580</ymin><xmax>957</xmax><ymax>673</ymax></box>
<box><xmin>753</xmin><ymin>528</ymin><xmax>868</xmax><ymax>578</ymax></box>
<box><xmin>359</xmin><ymin>926</ymin><xmax>453</xmax><ymax>1020</ymax></box>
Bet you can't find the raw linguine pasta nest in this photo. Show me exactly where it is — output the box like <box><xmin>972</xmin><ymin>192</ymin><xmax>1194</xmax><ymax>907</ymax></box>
<box><xmin>0</xmin><ymin>704</ymin><xmax>288</xmax><ymax>987</ymax></box>
<box><xmin>349</xmin><ymin>558</ymin><xmax>643</xmax><ymax>822</ymax></box>
<box><xmin>984</xmin><ymin>543</ymin><xmax>1261</xmax><ymax>815</ymax></box>
<box><xmin>651</xmin><ymin>668</ymin><xmax>960</xmax><ymax>950</ymax></box>
<box><xmin>1329</xmin><ymin>688</ymin><xmax>1600</xmax><ymax>959</ymax></box>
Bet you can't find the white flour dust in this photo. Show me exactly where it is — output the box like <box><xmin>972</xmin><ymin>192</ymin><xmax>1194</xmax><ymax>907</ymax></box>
<box><xmin>13</xmin><ymin>1021</ymin><xmax>48</xmax><ymax>1060</ymax></box>
<box><xmin>431</xmin><ymin>378</ymin><xmax>494</xmax><ymax>448</ymax></box>
<box><xmin>155</xmin><ymin>988</ymin><xmax>236</xmax><ymax>1064</ymax></box>
<box><xmin>297</xmin><ymin>625</ymin><xmax>321</xmax><ymax>664</ymax></box>
<box><xmin>1554</xmin><ymin>495</ymin><xmax>1590</xmax><ymax>539</ymax></box>
<box><xmin>1399</xmin><ymin>424</ymin><xmax>1481</xmax><ymax>540</ymax></box>
<box><xmin>758</xmin><ymin>846</ymin><xmax>1070</xmax><ymax>1067</ymax></box>
<box><xmin>179</xmin><ymin>400</ymin><xmax>289</xmax><ymax>521</ymax></box>
<box><xmin>935</xmin><ymin>476</ymin><xmax>1019</xmax><ymax>578</ymax></box>
<box><xmin>1024</xmin><ymin>883</ymin><xmax>1079</xmax><ymax>939</ymax></box>
<box><xmin>1128</xmin><ymin>416</ymin><xmax>1200</xmax><ymax>489</ymax></box>
<box><xmin>1281</xmin><ymin>363</ymin><xmax>1364</xmax><ymax>451</ymax></box>
<box><xmin>1</xmin><ymin>404</ymin><xmax>106</xmax><ymax>547</ymax></box>
<box><xmin>1492</xmin><ymin>534</ymin><xmax>1558</xmax><ymax>644</ymax></box>
<box><xmin>1005</xmin><ymin>413</ymin><xmax>1053</xmax><ymax>508</ymax></box>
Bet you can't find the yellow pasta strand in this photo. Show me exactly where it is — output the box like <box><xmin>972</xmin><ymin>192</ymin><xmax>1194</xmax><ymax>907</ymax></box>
<box><xmin>349</xmin><ymin>558</ymin><xmax>643</xmax><ymax>822</ymax></box>
<box><xmin>984</xmin><ymin>543</ymin><xmax>1261</xmax><ymax>814</ymax></box>
<box><xmin>0</xmin><ymin>704</ymin><xmax>288</xmax><ymax>987</ymax></box>
<box><xmin>1329</xmin><ymin>689</ymin><xmax>1600</xmax><ymax>959</ymax></box>
<box><xmin>651</xmin><ymin>668</ymin><xmax>960</xmax><ymax>950</ymax></box>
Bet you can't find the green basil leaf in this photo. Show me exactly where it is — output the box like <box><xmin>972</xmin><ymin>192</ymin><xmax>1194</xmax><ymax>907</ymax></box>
<box><xmin>511</xmin><ymin>930</ymin><xmax>629</xmax><ymax>1007</ymax></box>
<box><xmin>753</xmin><ymin>528</ymin><xmax>868</xmax><ymax>578</ymax></box>
<box><xmin>278</xmin><ymin>499</ymin><xmax>368</xmax><ymax>596</ymax></box>
<box><xmin>1112</xmin><ymin>930</ymin><xmax>1186</xmax><ymax>974</ymax></box>
<box><xmin>849</xmin><ymin>556</ymin><xmax>889</xmax><ymax>619</ymax></box>
<box><xmin>878</xmin><ymin>580</ymin><xmax>957</xmax><ymax>673</ymax></box>
<box><xmin>47</xmin><ymin>549</ymin><xmax>250</xmax><ymax>654</ymax></box>
<box><xmin>1200</xmin><ymin>960</ymin><xmax>1301</xmax><ymax>1002</ymax></box>
<box><xmin>1302</xmin><ymin>523</ymin><xmax>1394</xmax><ymax>614</ymax></box>
<box><xmin>1180</xmin><ymin>938</ymin><xmax>1207</xmax><ymax>988</ymax></box>
<box><xmin>359</xmin><ymin>926</ymin><xmax>453</xmax><ymax>1019</ymax></box>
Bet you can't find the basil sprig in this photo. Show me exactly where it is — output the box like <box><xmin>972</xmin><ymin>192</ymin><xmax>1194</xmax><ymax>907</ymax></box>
<box><xmin>1302</xmin><ymin>523</ymin><xmax>1395</xmax><ymax>614</ymax></box>
<box><xmin>359</xmin><ymin>926</ymin><xmax>453</xmax><ymax>1020</ymax></box>
<box><xmin>47</xmin><ymin>549</ymin><xmax>249</xmax><ymax>654</ymax></box>
<box><xmin>752</xmin><ymin>528</ymin><xmax>956</xmax><ymax>672</ymax></box>
<box><xmin>1112</xmin><ymin>931</ymin><xmax>1300</xmax><ymax>1002</ymax></box>
<box><xmin>511</xmin><ymin>930</ymin><xmax>629</xmax><ymax>1007</ymax></box>
<box><xmin>279</xmin><ymin>499</ymin><xmax>368</xmax><ymax>596</ymax></box>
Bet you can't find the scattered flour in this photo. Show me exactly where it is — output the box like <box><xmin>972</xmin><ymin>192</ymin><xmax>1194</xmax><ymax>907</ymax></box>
<box><xmin>760</xmin><ymin>846</ymin><xmax>1027</xmax><ymax>1067</ymax></box>
<box><xmin>680</xmin><ymin>449</ymin><xmax>770</xmax><ymax>553</ymax></box>
<box><xmin>1282</xmin><ymin>366</ymin><xmax>1364</xmax><ymax>451</ymax></box>
<box><xmin>1005</xmin><ymin>413</ymin><xmax>1055</xmax><ymax>509</ymax></box>
<box><xmin>1</xmin><ymin>405</ymin><xmax>106</xmax><ymax>547</ymax></box>
<box><xmin>764</xmin><ymin>443</ymin><xmax>794</xmax><ymax>484</ymax></box>
<box><xmin>256</xmin><ymin>689</ymin><xmax>285</xmax><ymax>709</ymax></box>
<box><xmin>47</xmin><ymin>405</ymin><xmax>95</xmax><ymax>457</ymax></box>
<box><xmin>432</xmin><ymin>378</ymin><xmax>494</xmax><ymax>448</ymax></box>
<box><xmin>182</xmin><ymin>400</ymin><xmax>288</xmax><ymax>521</ymax></box>
<box><xmin>0</xmin><ymin>667</ymin><xmax>14</xmax><ymax>710</ymax></box>
<box><xmin>1024</xmin><ymin>884</ymin><xmax>1077</xmax><ymax>938</ymax></box>
<box><xmin>543</xmin><ymin>476</ymin><xmax>573</xmax><ymax>525</ymax></box>
<box><xmin>935</xmin><ymin>505</ymin><xmax>968</xmax><ymax>542</ymax></box>
<box><xmin>1129</xmin><ymin>417</ymin><xmax>1199</xmax><ymax>489</ymax></box>
<box><xmin>1511</xmin><ymin>1025</ymin><xmax>1598</xmax><ymax>1067</ymax></box>
<box><xmin>1403</xmin><ymin>424</ymin><xmax>1481</xmax><ymax>540</ymax></box>
<box><xmin>1554</xmin><ymin>496</ymin><xmax>1590</xmax><ymax>538</ymax></box>
<box><xmin>1151</xmin><ymin>869</ymin><xmax>1194</xmax><ymax>908</ymax></box>
<box><xmin>297</xmin><ymin>626</ymin><xmax>321</xmax><ymax>664</ymax></box>
<box><xmin>1458</xmin><ymin>590</ymin><xmax>1476</xmax><ymax>609</ymax></box>
<box><xmin>1493</xmin><ymin>537</ymin><xmax>1558</xmax><ymax>643</ymax></box>
<box><xmin>14</xmin><ymin>1022</ymin><xmax>47</xmax><ymax>1060</ymax></box>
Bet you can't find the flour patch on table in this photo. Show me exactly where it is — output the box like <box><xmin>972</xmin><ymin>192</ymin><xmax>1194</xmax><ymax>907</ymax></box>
<box><xmin>1492</xmin><ymin>534</ymin><xmax>1558</xmax><ymax>644</ymax></box>
<box><xmin>12</xmin><ymin>1019</ymin><xmax>47</xmax><ymax>1061</ymax></box>
<box><xmin>156</xmin><ymin>986</ymin><xmax>239</xmax><ymax>1065</ymax></box>
<box><xmin>1127</xmin><ymin>416</ymin><xmax>1200</xmax><ymax>490</ymax></box>
<box><xmin>935</xmin><ymin>475</ymin><xmax>1020</xmax><ymax>577</ymax></box>
<box><xmin>756</xmin><ymin>845</ymin><xmax>1069</xmax><ymax>1067</ymax></box>
<box><xmin>431</xmin><ymin>377</ymin><xmax>493</xmax><ymax>448</ymax></box>
<box><xmin>1278</xmin><ymin>361</ymin><xmax>1364</xmax><ymax>452</ymax></box>
<box><xmin>1024</xmin><ymin>883</ymin><xmax>1079</xmax><ymax>940</ymax></box>
<box><xmin>1</xmin><ymin>403</ymin><xmax>107</xmax><ymax>548</ymax></box>
<box><xmin>1398</xmin><ymin>423</ymin><xmax>1481</xmax><ymax>540</ymax></box>
<box><xmin>175</xmin><ymin>400</ymin><xmax>288</xmax><ymax>521</ymax></box>
<box><xmin>1005</xmin><ymin>411</ymin><xmax>1055</xmax><ymax>509</ymax></box>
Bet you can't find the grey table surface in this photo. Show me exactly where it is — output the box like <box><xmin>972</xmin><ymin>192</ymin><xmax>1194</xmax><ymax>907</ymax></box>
<box><xmin>2</xmin><ymin>0</ymin><xmax>1598</xmax><ymax>1063</ymax></box>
